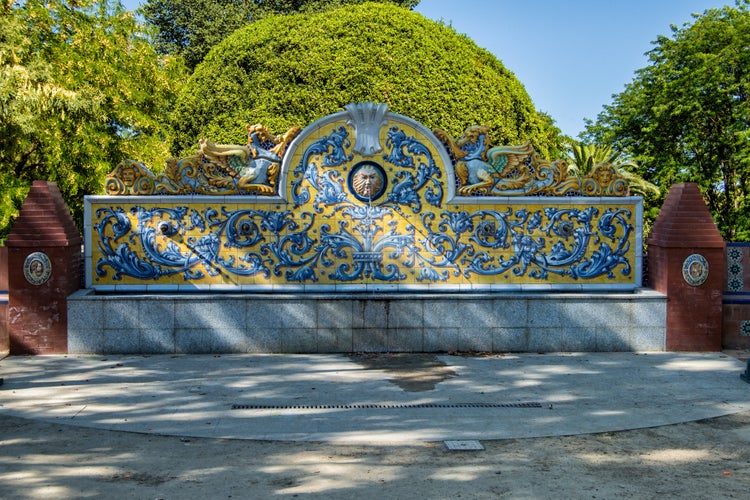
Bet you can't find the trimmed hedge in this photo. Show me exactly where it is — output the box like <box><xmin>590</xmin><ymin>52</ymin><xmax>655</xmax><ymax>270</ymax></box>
<box><xmin>171</xmin><ymin>2</ymin><xmax>561</xmax><ymax>158</ymax></box>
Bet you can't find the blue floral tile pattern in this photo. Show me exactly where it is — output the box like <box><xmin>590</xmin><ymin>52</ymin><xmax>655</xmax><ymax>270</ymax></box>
<box><xmin>86</xmin><ymin>104</ymin><xmax>641</xmax><ymax>291</ymax></box>
<box><xmin>728</xmin><ymin>247</ymin><xmax>743</xmax><ymax>264</ymax></box>
<box><xmin>729</xmin><ymin>278</ymin><xmax>744</xmax><ymax>292</ymax></box>
<box><xmin>726</xmin><ymin>245</ymin><xmax>745</xmax><ymax>292</ymax></box>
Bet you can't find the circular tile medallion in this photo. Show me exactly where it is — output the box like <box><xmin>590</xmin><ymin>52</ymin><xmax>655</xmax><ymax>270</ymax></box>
<box><xmin>348</xmin><ymin>161</ymin><xmax>387</xmax><ymax>202</ymax></box>
<box><xmin>682</xmin><ymin>253</ymin><xmax>709</xmax><ymax>287</ymax></box>
<box><xmin>23</xmin><ymin>251</ymin><xmax>52</xmax><ymax>286</ymax></box>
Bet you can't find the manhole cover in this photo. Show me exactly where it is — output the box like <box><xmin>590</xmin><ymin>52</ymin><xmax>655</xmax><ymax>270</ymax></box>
<box><xmin>444</xmin><ymin>440</ymin><xmax>485</xmax><ymax>451</ymax></box>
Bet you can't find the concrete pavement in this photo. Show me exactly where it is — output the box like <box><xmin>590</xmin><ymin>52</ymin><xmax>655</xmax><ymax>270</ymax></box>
<box><xmin>1</xmin><ymin>352</ymin><xmax>749</xmax><ymax>444</ymax></box>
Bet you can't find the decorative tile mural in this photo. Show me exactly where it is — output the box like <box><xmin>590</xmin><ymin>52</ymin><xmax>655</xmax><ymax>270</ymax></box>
<box><xmin>86</xmin><ymin>103</ymin><xmax>642</xmax><ymax>291</ymax></box>
<box><xmin>722</xmin><ymin>244</ymin><xmax>750</xmax><ymax>346</ymax></box>
<box><xmin>726</xmin><ymin>244</ymin><xmax>745</xmax><ymax>293</ymax></box>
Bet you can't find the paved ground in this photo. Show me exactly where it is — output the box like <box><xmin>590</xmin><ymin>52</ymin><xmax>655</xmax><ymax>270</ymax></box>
<box><xmin>2</xmin><ymin>351</ymin><xmax>750</xmax><ymax>498</ymax></box>
<box><xmin>1</xmin><ymin>352</ymin><xmax>750</xmax><ymax>443</ymax></box>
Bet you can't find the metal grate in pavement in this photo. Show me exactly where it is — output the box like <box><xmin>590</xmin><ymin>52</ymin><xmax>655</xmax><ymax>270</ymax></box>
<box><xmin>231</xmin><ymin>402</ymin><xmax>543</xmax><ymax>410</ymax></box>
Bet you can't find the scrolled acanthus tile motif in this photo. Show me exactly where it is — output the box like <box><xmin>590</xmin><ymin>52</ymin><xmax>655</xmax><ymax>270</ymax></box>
<box><xmin>89</xmin><ymin>103</ymin><xmax>640</xmax><ymax>290</ymax></box>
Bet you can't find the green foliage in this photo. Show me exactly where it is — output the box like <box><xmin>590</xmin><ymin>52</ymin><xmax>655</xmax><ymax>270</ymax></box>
<box><xmin>586</xmin><ymin>1</ymin><xmax>750</xmax><ymax>240</ymax></box>
<box><xmin>0</xmin><ymin>0</ymin><xmax>186</xmax><ymax>239</ymax></box>
<box><xmin>141</xmin><ymin>0</ymin><xmax>421</xmax><ymax>71</ymax></box>
<box><xmin>565</xmin><ymin>140</ymin><xmax>659</xmax><ymax>197</ymax></box>
<box><xmin>171</xmin><ymin>2</ymin><xmax>563</xmax><ymax>161</ymax></box>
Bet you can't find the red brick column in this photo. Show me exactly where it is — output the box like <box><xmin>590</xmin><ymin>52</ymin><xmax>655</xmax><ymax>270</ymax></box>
<box><xmin>6</xmin><ymin>181</ymin><xmax>82</xmax><ymax>354</ymax></box>
<box><xmin>0</xmin><ymin>246</ymin><xmax>8</xmax><ymax>356</ymax></box>
<box><xmin>648</xmin><ymin>183</ymin><xmax>725</xmax><ymax>351</ymax></box>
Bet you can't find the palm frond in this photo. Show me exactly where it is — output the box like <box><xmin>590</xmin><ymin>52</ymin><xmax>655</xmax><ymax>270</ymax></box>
<box><xmin>565</xmin><ymin>139</ymin><xmax>659</xmax><ymax>196</ymax></box>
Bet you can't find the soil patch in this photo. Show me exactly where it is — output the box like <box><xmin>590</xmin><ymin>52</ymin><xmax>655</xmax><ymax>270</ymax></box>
<box><xmin>348</xmin><ymin>353</ymin><xmax>457</xmax><ymax>392</ymax></box>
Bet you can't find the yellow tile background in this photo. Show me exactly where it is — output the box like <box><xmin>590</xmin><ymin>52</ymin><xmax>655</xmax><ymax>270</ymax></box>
<box><xmin>89</xmin><ymin>116</ymin><xmax>638</xmax><ymax>289</ymax></box>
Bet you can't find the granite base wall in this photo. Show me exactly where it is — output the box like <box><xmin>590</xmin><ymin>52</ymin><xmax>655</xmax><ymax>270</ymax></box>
<box><xmin>68</xmin><ymin>290</ymin><xmax>667</xmax><ymax>354</ymax></box>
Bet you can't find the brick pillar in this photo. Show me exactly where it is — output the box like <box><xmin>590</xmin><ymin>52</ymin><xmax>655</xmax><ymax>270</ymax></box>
<box><xmin>6</xmin><ymin>181</ymin><xmax>82</xmax><ymax>354</ymax></box>
<box><xmin>648</xmin><ymin>183</ymin><xmax>724</xmax><ymax>351</ymax></box>
<box><xmin>0</xmin><ymin>246</ymin><xmax>8</xmax><ymax>357</ymax></box>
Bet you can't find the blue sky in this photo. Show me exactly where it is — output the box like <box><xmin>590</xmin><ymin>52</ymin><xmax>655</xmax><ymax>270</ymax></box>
<box><xmin>122</xmin><ymin>0</ymin><xmax>732</xmax><ymax>137</ymax></box>
<box><xmin>414</xmin><ymin>0</ymin><xmax>732</xmax><ymax>138</ymax></box>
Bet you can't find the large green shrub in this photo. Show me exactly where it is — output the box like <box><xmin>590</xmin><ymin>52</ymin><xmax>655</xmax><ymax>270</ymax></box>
<box><xmin>171</xmin><ymin>2</ymin><xmax>562</xmax><ymax>158</ymax></box>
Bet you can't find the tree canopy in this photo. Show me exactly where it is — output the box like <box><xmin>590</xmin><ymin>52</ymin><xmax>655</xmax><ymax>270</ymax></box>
<box><xmin>0</xmin><ymin>0</ymin><xmax>186</xmax><ymax>238</ymax></box>
<box><xmin>170</xmin><ymin>2</ymin><xmax>563</xmax><ymax>160</ymax></box>
<box><xmin>142</xmin><ymin>0</ymin><xmax>420</xmax><ymax>70</ymax></box>
<box><xmin>586</xmin><ymin>1</ymin><xmax>750</xmax><ymax>240</ymax></box>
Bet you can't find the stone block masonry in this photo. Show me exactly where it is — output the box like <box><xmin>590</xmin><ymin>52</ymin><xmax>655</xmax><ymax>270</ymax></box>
<box><xmin>67</xmin><ymin>290</ymin><xmax>666</xmax><ymax>354</ymax></box>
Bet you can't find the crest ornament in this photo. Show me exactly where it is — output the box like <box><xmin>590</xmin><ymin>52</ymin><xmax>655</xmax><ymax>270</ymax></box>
<box><xmin>345</xmin><ymin>102</ymin><xmax>389</xmax><ymax>156</ymax></box>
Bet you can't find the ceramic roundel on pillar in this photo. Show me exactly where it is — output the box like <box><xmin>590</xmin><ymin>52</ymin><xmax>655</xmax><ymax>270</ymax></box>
<box><xmin>23</xmin><ymin>251</ymin><xmax>52</xmax><ymax>286</ymax></box>
<box><xmin>682</xmin><ymin>253</ymin><xmax>709</xmax><ymax>286</ymax></box>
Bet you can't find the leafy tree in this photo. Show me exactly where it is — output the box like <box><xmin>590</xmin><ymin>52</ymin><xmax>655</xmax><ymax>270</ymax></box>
<box><xmin>586</xmin><ymin>1</ymin><xmax>750</xmax><ymax>240</ymax></box>
<box><xmin>0</xmin><ymin>0</ymin><xmax>186</xmax><ymax>239</ymax></box>
<box><xmin>170</xmin><ymin>2</ymin><xmax>563</xmax><ymax>161</ymax></box>
<box><xmin>141</xmin><ymin>0</ymin><xmax>420</xmax><ymax>71</ymax></box>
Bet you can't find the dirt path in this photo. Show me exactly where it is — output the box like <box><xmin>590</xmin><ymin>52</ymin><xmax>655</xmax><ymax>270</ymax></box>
<box><xmin>1</xmin><ymin>410</ymin><xmax>749</xmax><ymax>499</ymax></box>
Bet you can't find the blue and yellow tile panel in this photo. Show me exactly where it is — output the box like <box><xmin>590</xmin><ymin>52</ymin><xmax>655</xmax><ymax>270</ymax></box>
<box><xmin>86</xmin><ymin>103</ymin><xmax>642</xmax><ymax>292</ymax></box>
<box><xmin>725</xmin><ymin>243</ymin><xmax>750</xmax><ymax>296</ymax></box>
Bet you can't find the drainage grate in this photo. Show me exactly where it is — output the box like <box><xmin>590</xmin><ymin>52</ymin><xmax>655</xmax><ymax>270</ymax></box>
<box><xmin>231</xmin><ymin>402</ymin><xmax>543</xmax><ymax>410</ymax></box>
